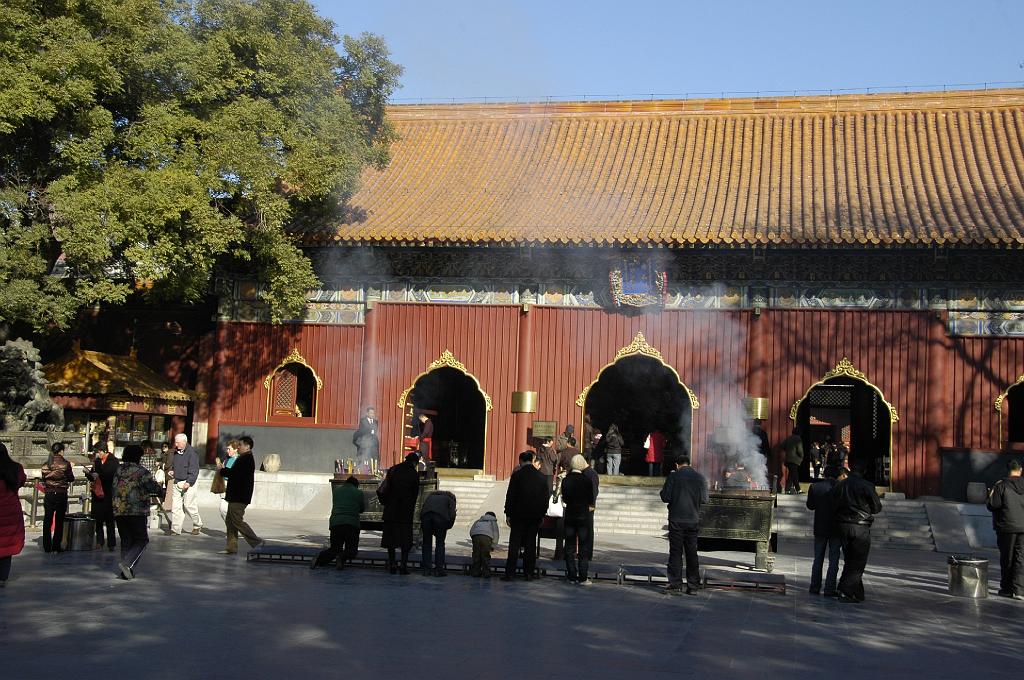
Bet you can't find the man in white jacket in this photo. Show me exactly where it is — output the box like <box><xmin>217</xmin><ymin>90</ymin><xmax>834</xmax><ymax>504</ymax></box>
<box><xmin>469</xmin><ymin>511</ymin><xmax>500</xmax><ymax>577</ymax></box>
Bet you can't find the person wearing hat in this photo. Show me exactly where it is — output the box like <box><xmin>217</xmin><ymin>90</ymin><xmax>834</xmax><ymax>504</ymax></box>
<box><xmin>561</xmin><ymin>454</ymin><xmax>597</xmax><ymax>584</ymax></box>
<box><xmin>555</xmin><ymin>424</ymin><xmax>577</xmax><ymax>453</ymax></box>
<box><xmin>379</xmin><ymin>452</ymin><xmax>421</xmax><ymax>574</ymax></box>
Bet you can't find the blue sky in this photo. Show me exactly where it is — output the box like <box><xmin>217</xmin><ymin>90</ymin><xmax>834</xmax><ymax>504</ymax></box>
<box><xmin>313</xmin><ymin>0</ymin><xmax>1024</xmax><ymax>102</ymax></box>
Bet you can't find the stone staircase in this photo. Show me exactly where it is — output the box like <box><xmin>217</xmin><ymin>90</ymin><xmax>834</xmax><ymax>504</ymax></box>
<box><xmin>438</xmin><ymin>477</ymin><xmax>496</xmax><ymax>527</ymax></box>
<box><xmin>773</xmin><ymin>493</ymin><xmax>935</xmax><ymax>550</ymax></box>
<box><xmin>437</xmin><ymin>479</ymin><xmax>936</xmax><ymax>551</ymax></box>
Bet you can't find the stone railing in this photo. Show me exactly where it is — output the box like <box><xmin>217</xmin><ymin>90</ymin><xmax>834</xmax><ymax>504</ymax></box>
<box><xmin>0</xmin><ymin>431</ymin><xmax>86</xmax><ymax>468</ymax></box>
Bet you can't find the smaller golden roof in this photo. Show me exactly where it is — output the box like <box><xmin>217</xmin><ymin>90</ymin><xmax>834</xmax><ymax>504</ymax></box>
<box><xmin>43</xmin><ymin>343</ymin><xmax>193</xmax><ymax>402</ymax></box>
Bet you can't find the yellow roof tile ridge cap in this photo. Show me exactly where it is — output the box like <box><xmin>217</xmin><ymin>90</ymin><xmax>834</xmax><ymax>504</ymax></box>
<box><xmin>385</xmin><ymin>88</ymin><xmax>1024</xmax><ymax>119</ymax></box>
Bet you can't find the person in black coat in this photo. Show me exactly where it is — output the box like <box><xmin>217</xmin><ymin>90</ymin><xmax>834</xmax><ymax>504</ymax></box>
<box><xmin>88</xmin><ymin>442</ymin><xmax>120</xmax><ymax>550</ymax></box>
<box><xmin>987</xmin><ymin>458</ymin><xmax>1024</xmax><ymax>599</ymax></box>
<box><xmin>660</xmin><ymin>454</ymin><xmax>708</xmax><ymax>595</ymax></box>
<box><xmin>216</xmin><ymin>436</ymin><xmax>263</xmax><ymax>555</ymax></box>
<box><xmin>806</xmin><ymin>466</ymin><xmax>844</xmax><ymax>596</ymax></box>
<box><xmin>502</xmin><ymin>451</ymin><xmax>550</xmax><ymax>581</ymax></box>
<box><xmin>380</xmin><ymin>453</ymin><xmax>421</xmax><ymax>574</ymax></box>
<box><xmin>831</xmin><ymin>461</ymin><xmax>882</xmax><ymax>602</ymax></box>
<box><xmin>561</xmin><ymin>454</ymin><xmax>597</xmax><ymax>584</ymax></box>
<box><xmin>352</xmin><ymin>407</ymin><xmax>380</xmax><ymax>464</ymax></box>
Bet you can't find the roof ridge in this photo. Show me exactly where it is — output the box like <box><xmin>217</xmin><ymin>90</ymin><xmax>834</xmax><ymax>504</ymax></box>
<box><xmin>387</xmin><ymin>88</ymin><xmax>1024</xmax><ymax>120</ymax></box>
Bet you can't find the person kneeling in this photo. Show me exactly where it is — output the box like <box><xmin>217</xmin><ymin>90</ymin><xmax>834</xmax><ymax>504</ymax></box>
<box><xmin>314</xmin><ymin>476</ymin><xmax>365</xmax><ymax>570</ymax></box>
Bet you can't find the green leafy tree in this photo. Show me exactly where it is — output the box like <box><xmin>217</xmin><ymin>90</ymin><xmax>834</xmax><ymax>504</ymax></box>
<box><xmin>0</xmin><ymin>0</ymin><xmax>402</xmax><ymax>332</ymax></box>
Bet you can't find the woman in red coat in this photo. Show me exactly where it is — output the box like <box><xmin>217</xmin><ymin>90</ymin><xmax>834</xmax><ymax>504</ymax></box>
<box><xmin>0</xmin><ymin>443</ymin><xmax>27</xmax><ymax>587</ymax></box>
<box><xmin>644</xmin><ymin>431</ymin><xmax>667</xmax><ymax>477</ymax></box>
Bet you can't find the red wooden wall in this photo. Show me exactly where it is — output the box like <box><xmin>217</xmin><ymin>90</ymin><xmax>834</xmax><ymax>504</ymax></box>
<box><xmin>368</xmin><ymin>303</ymin><xmax>520</xmax><ymax>477</ymax></box>
<box><xmin>215</xmin><ymin>323</ymin><xmax>364</xmax><ymax>426</ymax></box>
<box><xmin>526</xmin><ymin>307</ymin><xmax>751</xmax><ymax>475</ymax></box>
<box><xmin>950</xmin><ymin>336</ymin><xmax>1024</xmax><ymax>450</ymax></box>
<box><xmin>201</xmin><ymin>305</ymin><xmax>1024</xmax><ymax>495</ymax></box>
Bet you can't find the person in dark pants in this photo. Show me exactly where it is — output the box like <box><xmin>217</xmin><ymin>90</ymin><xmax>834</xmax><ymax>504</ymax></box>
<box><xmin>87</xmin><ymin>442</ymin><xmax>119</xmax><ymax>550</ymax></box>
<box><xmin>502</xmin><ymin>451</ymin><xmax>549</xmax><ymax>581</ymax></box>
<box><xmin>216</xmin><ymin>435</ymin><xmax>263</xmax><ymax>554</ymax></box>
<box><xmin>112</xmin><ymin>444</ymin><xmax>160</xmax><ymax>580</ymax></box>
<box><xmin>40</xmin><ymin>443</ymin><xmax>75</xmax><ymax>553</ymax></box>
<box><xmin>561</xmin><ymin>454</ymin><xmax>596</xmax><ymax>584</ymax></box>
<box><xmin>379</xmin><ymin>453</ymin><xmax>421</xmax><ymax>574</ymax></box>
<box><xmin>782</xmin><ymin>428</ymin><xmax>804</xmax><ymax>494</ymax></box>
<box><xmin>660</xmin><ymin>454</ymin><xmax>708</xmax><ymax>595</ymax></box>
<box><xmin>831</xmin><ymin>461</ymin><xmax>882</xmax><ymax>603</ymax></box>
<box><xmin>314</xmin><ymin>476</ymin><xmax>366</xmax><ymax>569</ymax></box>
<box><xmin>807</xmin><ymin>466</ymin><xmax>845</xmax><ymax>596</ymax></box>
<box><xmin>987</xmin><ymin>458</ymin><xmax>1024</xmax><ymax>599</ymax></box>
<box><xmin>469</xmin><ymin>512</ymin><xmax>499</xmax><ymax>577</ymax></box>
<box><xmin>420</xmin><ymin>490</ymin><xmax>457</xmax><ymax>576</ymax></box>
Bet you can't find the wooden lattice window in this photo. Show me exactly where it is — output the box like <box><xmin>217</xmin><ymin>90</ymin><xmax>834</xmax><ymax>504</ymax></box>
<box><xmin>272</xmin><ymin>368</ymin><xmax>299</xmax><ymax>417</ymax></box>
<box><xmin>263</xmin><ymin>349</ymin><xmax>323</xmax><ymax>423</ymax></box>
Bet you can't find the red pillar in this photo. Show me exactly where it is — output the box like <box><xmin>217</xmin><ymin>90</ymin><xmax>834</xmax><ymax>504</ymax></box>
<box><xmin>204</xmin><ymin>320</ymin><xmax>229</xmax><ymax>462</ymax></box>
<box><xmin>924</xmin><ymin>310</ymin><xmax>951</xmax><ymax>496</ymax></box>
<box><xmin>513</xmin><ymin>304</ymin><xmax>535</xmax><ymax>459</ymax></box>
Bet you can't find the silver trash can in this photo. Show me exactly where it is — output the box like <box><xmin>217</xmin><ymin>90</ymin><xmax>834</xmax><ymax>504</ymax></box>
<box><xmin>947</xmin><ymin>554</ymin><xmax>988</xmax><ymax>598</ymax></box>
<box><xmin>62</xmin><ymin>513</ymin><xmax>96</xmax><ymax>551</ymax></box>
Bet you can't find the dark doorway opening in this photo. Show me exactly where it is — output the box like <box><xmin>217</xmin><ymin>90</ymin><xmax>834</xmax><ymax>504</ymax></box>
<box><xmin>795</xmin><ymin>377</ymin><xmax>891</xmax><ymax>485</ymax></box>
<box><xmin>1009</xmin><ymin>383</ymin><xmax>1024</xmax><ymax>444</ymax></box>
<box><xmin>409</xmin><ymin>367</ymin><xmax>485</xmax><ymax>470</ymax></box>
<box><xmin>583</xmin><ymin>355</ymin><xmax>692</xmax><ymax>476</ymax></box>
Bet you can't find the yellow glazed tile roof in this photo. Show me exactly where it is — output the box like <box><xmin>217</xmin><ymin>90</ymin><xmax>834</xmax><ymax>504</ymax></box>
<box><xmin>43</xmin><ymin>345</ymin><xmax>193</xmax><ymax>402</ymax></box>
<box><xmin>315</xmin><ymin>89</ymin><xmax>1024</xmax><ymax>247</ymax></box>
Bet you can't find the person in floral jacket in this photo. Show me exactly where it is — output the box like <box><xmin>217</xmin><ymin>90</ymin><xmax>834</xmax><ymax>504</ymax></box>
<box><xmin>112</xmin><ymin>444</ymin><xmax>160</xmax><ymax>580</ymax></box>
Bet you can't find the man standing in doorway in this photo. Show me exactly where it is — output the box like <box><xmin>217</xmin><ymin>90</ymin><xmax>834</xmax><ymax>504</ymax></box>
<box><xmin>353</xmin><ymin>406</ymin><xmax>380</xmax><ymax>465</ymax></box>
<box><xmin>987</xmin><ymin>459</ymin><xmax>1024</xmax><ymax>600</ymax></box>
<box><xmin>660</xmin><ymin>454</ymin><xmax>708</xmax><ymax>595</ymax></box>
<box><xmin>170</xmin><ymin>434</ymin><xmax>203</xmax><ymax>536</ymax></box>
<box><xmin>502</xmin><ymin>451</ymin><xmax>549</xmax><ymax>581</ymax></box>
<box><xmin>782</xmin><ymin>428</ymin><xmax>805</xmax><ymax>494</ymax></box>
<box><xmin>216</xmin><ymin>436</ymin><xmax>263</xmax><ymax>554</ymax></box>
<box><xmin>831</xmin><ymin>461</ymin><xmax>882</xmax><ymax>603</ymax></box>
<box><xmin>417</xmin><ymin>413</ymin><xmax>434</xmax><ymax>462</ymax></box>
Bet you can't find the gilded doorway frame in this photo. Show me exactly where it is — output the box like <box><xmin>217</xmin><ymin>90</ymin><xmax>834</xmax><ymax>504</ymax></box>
<box><xmin>995</xmin><ymin>373</ymin><xmax>1024</xmax><ymax>447</ymax></box>
<box><xmin>576</xmin><ymin>332</ymin><xmax>700</xmax><ymax>459</ymax></box>
<box><xmin>396</xmin><ymin>350</ymin><xmax>493</xmax><ymax>472</ymax></box>
<box><xmin>788</xmin><ymin>357</ymin><xmax>898</xmax><ymax>489</ymax></box>
<box><xmin>263</xmin><ymin>348</ymin><xmax>323</xmax><ymax>423</ymax></box>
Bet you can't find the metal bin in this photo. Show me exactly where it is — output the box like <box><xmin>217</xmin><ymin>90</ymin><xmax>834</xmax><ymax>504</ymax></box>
<box><xmin>62</xmin><ymin>513</ymin><xmax>96</xmax><ymax>551</ymax></box>
<box><xmin>948</xmin><ymin>554</ymin><xmax>988</xmax><ymax>598</ymax></box>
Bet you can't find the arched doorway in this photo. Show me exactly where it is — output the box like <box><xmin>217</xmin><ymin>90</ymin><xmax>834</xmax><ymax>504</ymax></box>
<box><xmin>790</xmin><ymin>358</ymin><xmax>897</xmax><ymax>486</ymax></box>
<box><xmin>577</xmin><ymin>333</ymin><xmax>699</xmax><ymax>476</ymax></box>
<box><xmin>264</xmin><ymin>349</ymin><xmax>322</xmax><ymax>422</ymax></box>
<box><xmin>996</xmin><ymin>374</ymin><xmax>1024</xmax><ymax>446</ymax></box>
<box><xmin>397</xmin><ymin>351</ymin><xmax>491</xmax><ymax>470</ymax></box>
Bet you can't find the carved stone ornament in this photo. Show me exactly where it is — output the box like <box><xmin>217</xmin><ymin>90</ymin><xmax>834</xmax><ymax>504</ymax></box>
<box><xmin>789</xmin><ymin>357</ymin><xmax>899</xmax><ymax>423</ymax></box>
<box><xmin>262</xmin><ymin>348</ymin><xmax>323</xmax><ymax>390</ymax></box>
<box><xmin>397</xmin><ymin>350</ymin><xmax>493</xmax><ymax>412</ymax></box>
<box><xmin>576</xmin><ymin>332</ymin><xmax>700</xmax><ymax>409</ymax></box>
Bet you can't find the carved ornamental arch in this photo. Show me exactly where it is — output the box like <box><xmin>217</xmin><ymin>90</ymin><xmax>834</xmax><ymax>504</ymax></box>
<box><xmin>575</xmin><ymin>332</ymin><xmax>700</xmax><ymax>410</ymax></box>
<box><xmin>788</xmin><ymin>357</ymin><xmax>898</xmax><ymax>423</ymax></box>
<box><xmin>263</xmin><ymin>348</ymin><xmax>323</xmax><ymax>423</ymax></box>
<box><xmin>995</xmin><ymin>373</ymin><xmax>1024</xmax><ymax>445</ymax></box>
<box><xmin>397</xmin><ymin>350</ymin><xmax>493</xmax><ymax>412</ymax></box>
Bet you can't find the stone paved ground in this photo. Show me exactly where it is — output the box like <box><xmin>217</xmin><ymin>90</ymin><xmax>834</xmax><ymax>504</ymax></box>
<box><xmin>2</xmin><ymin>504</ymin><xmax>1023</xmax><ymax>680</ymax></box>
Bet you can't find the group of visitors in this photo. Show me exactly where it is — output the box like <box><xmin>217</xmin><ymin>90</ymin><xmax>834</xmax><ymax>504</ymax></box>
<box><xmin>7</xmin><ymin>420</ymin><xmax>1024</xmax><ymax>607</ymax></box>
<box><xmin>805</xmin><ymin>461</ymin><xmax>882</xmax><ymax>602</ymax></box>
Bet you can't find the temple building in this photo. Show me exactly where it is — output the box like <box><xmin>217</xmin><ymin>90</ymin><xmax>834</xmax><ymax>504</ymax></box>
<box><xmin>83</xmin><ymin>88</ymin><xmax>1024</xmax><ymax>498</ymax></box>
